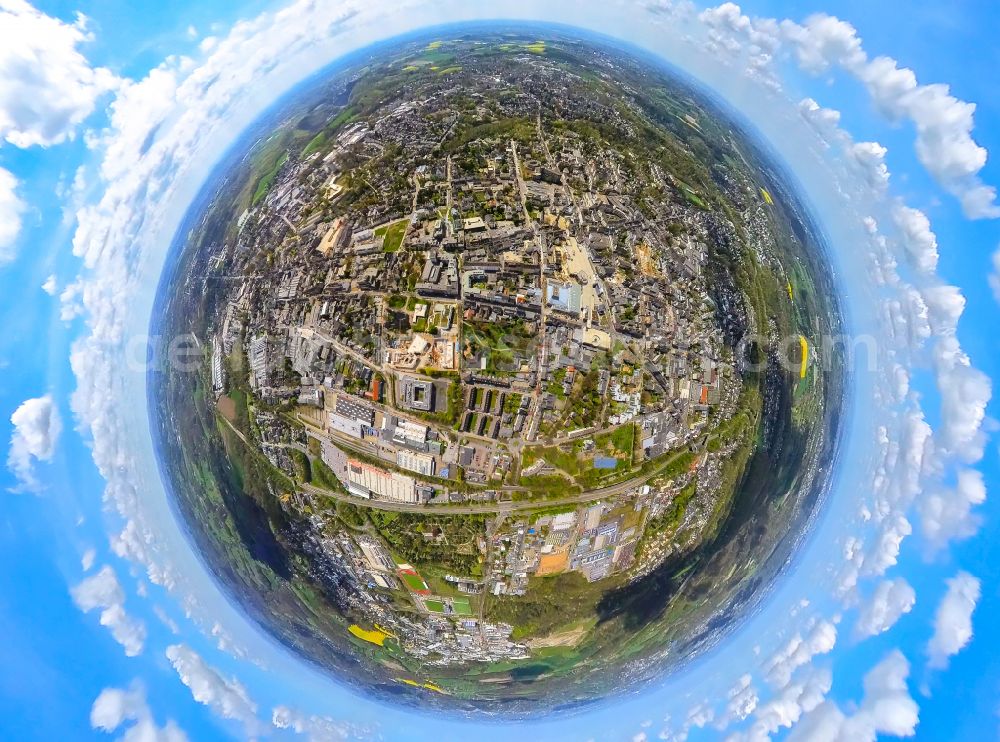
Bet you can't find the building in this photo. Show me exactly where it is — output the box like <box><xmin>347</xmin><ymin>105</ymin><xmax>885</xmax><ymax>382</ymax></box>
<box><xmin>547</xmin><ymin>280</ymin><xmax>583</xmax><ymax>315</ymax></box>
<box><xmin>317</xmin><ymin>216</ymin><xmax>351</xmax><ymax>256</ymax></box>
<box><xmin>397</xmin><ymin>449</ymin><xmax>436</xmax><ymax>476</ymax></box>
<box><xmin>416</xmin><ymin>252</ymin><xmax>459</xmax><ymax>298</ymax></box>
<box><xmin>249</xmin><ymin>335</ymin><xmax>269</xmax><ymax>389</ymax></box>
<box><xmin>400</xmin><ymin>376</ymin><xmax>435</xmax><ymax>412</ymax></box>
<box><xmin>329</xmin><ymin>396</ymin><xmax>375</xmax><ymax>439</ymax></box>
<box><xmin>211</xmin><ymin>336</ymin><xmax>225</xmax><ymax>396</ymax></box>
<box><xmin>392</xmin><ymin>418</ymin><xmax>429</xmax><ymax>449</ymax></box>
<box><xmin>462</xmin><ymin>216</ymin><xmax>487</xmax><ymax>232</ymax></box>
<box><xmin>356</xmin><ymin>535</ymin><xmax>396</xmax><ymax>572</ymax></box>
<box><xmin>346</xmin><ymin>459</ymin><xmax>418</xmax><ymax>503</ymax></box>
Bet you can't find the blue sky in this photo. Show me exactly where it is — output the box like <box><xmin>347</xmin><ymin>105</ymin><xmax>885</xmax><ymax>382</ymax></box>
<box><xmin>0</xmin><ymin>0</ymin><xmax>997</xmax><ymax>740</ymax></box>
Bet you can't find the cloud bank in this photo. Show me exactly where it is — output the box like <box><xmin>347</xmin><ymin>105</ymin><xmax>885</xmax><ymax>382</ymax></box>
<box><xmin>927</xmin><ymin>571</ymin><xmax>980</xmax><ymax>670</ymax></box>
<box><xmin>71</xmin><ymin>565</ymin><xmax>147</xmax><ymax>657</ymax></box>
<box><xmin>7</xmin><ymin>393</ymin><xmax>62</xmax><ymax>491</ymax></box>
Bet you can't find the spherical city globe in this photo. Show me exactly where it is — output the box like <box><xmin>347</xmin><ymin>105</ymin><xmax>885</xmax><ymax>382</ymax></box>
<box><xmin>151</xmin><ymin>25</ymin><xmax>843</xmax><ymax>714</ymax></box>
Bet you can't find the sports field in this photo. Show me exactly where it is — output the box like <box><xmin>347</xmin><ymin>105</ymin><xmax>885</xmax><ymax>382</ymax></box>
<box><xmin>398</xmin><ymin>566</ymin><xmax>431</xmax><ymax>594</ymax></box>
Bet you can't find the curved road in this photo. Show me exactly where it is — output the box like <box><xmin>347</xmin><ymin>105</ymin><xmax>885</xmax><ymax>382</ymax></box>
<box><xmin>220</xmin><ymin>401</ymin><xmax>698</xmax><ymax>517</ymax></box>
<box><xmin>300</xmin><ymin>444</ymin><xmax>695</xmax><ymax>515</ymax></box>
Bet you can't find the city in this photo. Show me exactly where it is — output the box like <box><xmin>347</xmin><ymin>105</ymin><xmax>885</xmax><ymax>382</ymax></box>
<box><xmin>155</xmin><ymin>31</ymin><xmax>835</xmax><ymax>700</ymax></box>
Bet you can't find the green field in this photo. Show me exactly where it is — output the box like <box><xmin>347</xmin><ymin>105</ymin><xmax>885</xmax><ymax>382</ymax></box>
<box><xmin>252</xmin><ymin>152</ymin><xmax>288</xmax><ymax>205</ymax></box>
<box><xmin>452</xmin><ymin>597</ymin><xmax>473</xmax><ymax>616</ymax></box>
<box><xmin>401</xmin><ymin>571</ymin><xmax>429</xmax><ymax>592</ymax></box>
<box><xmin>377</xmin><ymin>219</ymin><xmax>409</xmax><ymax>252</ymax></box>
<box><xmin>426</xmin><ymin>599</ymin><xmax>445</xmax><ymax>613</ymax></box>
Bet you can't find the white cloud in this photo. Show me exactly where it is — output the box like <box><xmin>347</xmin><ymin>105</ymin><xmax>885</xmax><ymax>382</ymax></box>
<box><xmin>644</xmin><ymin>0</ymin><xmax>696</xmax><ymax>23</ymax></box>
<box><xmin>871</xmin><ymin>410</ymin><xmax>931</xmax><ymax>522</ymax></box>
<box><xmin>81</xmin><ymin>547</ymin><xmax>96</xmax><ymax>571</ymax></box>
<box><xmin>716</xmin><ymin>674</ymin><xmax>759</xmax><ymax>728</ymax></box>
<box><xmin>885</xmin><ymin>288</ymin><xmax>931</xmax><ymax>350</ymax></box>
<box><xmin>784</xmin><ymin>701</ymin><xmax>846</xmax><ymax>742</ymax></box>
<box><xmin>736</xmin><ymin>666</ymin><xmax>831</xmax><ymax>741</ymax></box>
<box><xmin>857</xmin><ymin>59</ymin><xmax>999</xmax><ymax>218</ymax></box>
<box><xmin>763</xmin><ymin>620</ymin><xmax>837</xmax><ymax>688</ymax></box>
<box><xmin>798</xmin><ymin>97</ymin><xmax>841</xmax><ymax>141</ymax></box>
<box><xmin>788</xmin><ymin>650</ymin><xmax>919</xmax><ymax>741</ymax></box>
<box><xmin>852</xmin><ymin>650</ymin><xmax>920</xmax><ymax>738</ymax></box>
<box><xmin>0</xmin><ymin>1</ymin><xmax>118</xmax><ymax>148</ymax></box>
<box><xmin>7</xmin><ymin>393</ymin><xmax>61</xmax><ymax>491</ymax></box>
<box><xmin>165</xmin><ymin>644</ymin><xmax>260</xmax><ymax>734</ymax></box>
<box><xmin>781</xmin><ymin>13</ymin><xmax>865</xmax><ymax>74</ymax></box>
<box><xmin>71</xmin><ymin>565</ymin><xmax>147</xmax><ymax>656</ymax></box>
<box><xmin>861</xmin><ymin>513</ymin><xmax>911</xmax><ymax>579</ymax></box>
<box><xmin>854</xmin><ymin>578</ymin><xmax>916</xmax><ymax>639</ymax></box>
<box><xmin>686</xmin><ymin>5</ymin><xmax>999</xmax><ymax>216</ymax></box>
<box><xmin>0</xmin><ymin>167</ymin><xmax>24</xmax><ymax>264</ymax></box>
<box><xmin>849</xmin><ymin>141</ymin><xmax>890</xmax><ymax>191</ymax></box>
<box><xmin>91</xmin><ymin>682</ymin><xmax>187</xmax><ymax>742</ymax></box>
<box><xmin>891</xmin><ymin>205</ymin><xmax>938</xmax><ymax>274</ymax></box>
<box><xmin>932</xmin><ymin>335</ymin><xmax>991</xmax><ymax>462</ymax></box>
<box><xmin>917</xmin><ymin>469</ymin><xmax>986</xmax><ymax>553</ymax></box>
<box><xmin>698</xmin><ymin>3</ymin><xmax>782</xmax><ymax>91</ymax></box>
<box><xmin>41</xmin><ymin>273</ymin><xmax>58</xmax><ymax>295</ymax></box>
<box><xmin>927</xmin><ymin>571</ymin><xmax>980</xmax><ymax>669</ymax></box>
<box><xmin>209</xmin><ymin>621</ymin><xmax>249</xmax><ymax>659</ymax></box>
<box><xmin>796</xmin><ymin>101</ymin><xmax>890</xmax><ymax>192</ymax></box>
<box><xmin>793</xmin><ymin>15</ymin><xmax>998</xmax><ymax>217</ymax></box>
<box><xmin>153</xmin><ymin>605</ymin><xmax>180</xmax><ymax>635</ymax></box>
<box><xmin>921</xmin><ymin>284</ymin><xmax>965</xmax><ymax>336</ymax></box>
<box><xmin>658</xmin><ymin>699</ymin><xmax>716</xmax><ymax>742</ymax></box>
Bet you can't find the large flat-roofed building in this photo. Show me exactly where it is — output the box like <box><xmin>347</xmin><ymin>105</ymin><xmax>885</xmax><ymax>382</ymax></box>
<box><xmin>356</xmin><ymin>535</ymin><xmax>396</xmax><ymax>572</ymax></box>
<box><xmin>392</xmin><ymin>418</ymin><xmax>429</xmax><ymax>449</ymax></box>
<box><xmin>416</xmin><ymin>252</ymin><xmax>459</xmax><ymax>298</ymax></box>
<box><xmin>346</xmin><ymin>459</ymin><xmax>418</xmax><ymax>503</ymax></box>
<box><xmin>546</xmin><ymin>280</ymin><xmax>583</xmax><ymax>315</ymax></box>
<box><xmin>400</xmin><ymin>376</ymin><xmax>435</xmax><ymax>412</ymax></box>
<box><xmin>211</xmin><ymin>336</ymin><xmax>225</xmax><ymax>396</ymax></box>
<box><xmin>397</xmin><ymin>449</ymin><xmax>436</xmax><ymax>476</ymax></box>
<box><xmin>249</xmin><ymin>335</ymin><xmax>269</xmax><ymax>389</ymax></box>
<box><xmin>329</xmin><ymin>396</ymin><xmax>376</xmax><ymax>439</ymax></box>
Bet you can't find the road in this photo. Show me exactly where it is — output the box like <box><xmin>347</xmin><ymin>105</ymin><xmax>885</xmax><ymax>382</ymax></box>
<box><xmin>510</xmin><ymin>137</ymin><xmax>549</xmax><ymax>443</ymax></box>
<box><xmin>478</xmin><ymin>512</ymin><xmax>505</xmax><ymax>626</ymax></box>
<box><xmin>445</xmin><ymin>154</ymin><xmax>454</xmax><ymax>238</ymax></box>
<box><xmin>220</xmin><ymin>380</ymin><xmax>699</xmax><ymax>518</ymax></box>
<box><xmin>536</xmin><ymin>108</ymin><xmax>583</xmax><ymax>229</ymax></box>
<box><xmin>298</xmin><ymin>444</ymin><xmax>696</xmax><ymax>515</ymax></box>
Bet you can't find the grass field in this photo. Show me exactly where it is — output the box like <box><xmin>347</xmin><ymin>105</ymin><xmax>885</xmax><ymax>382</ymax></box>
<box><xmin>425</xmin><ymin>599</ymin><xmax>445</xmax><ymax>613</ymax></box>
<box><xmin>252</xmin><ymin>152</ymin><xmax>288</xmax><ymax>205</ymax></box>
<box><xmin>452</xmin><ymin>597</ymin><xmax>473</xmax><ymax>616</ymax></box>
<box><xmin>377</xmin><ymin>219</ymin><xmax>408</xmax><ymax>252</ymax></box>
<box><xmin>399</xmin><ymin>568</ymin><xmax>430</xmax><ymax>593</ymax></box>
<box><xmin>595</xmin><ymin>424</ymin><xmax>635</xmax><ymax>458</ymax></box>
